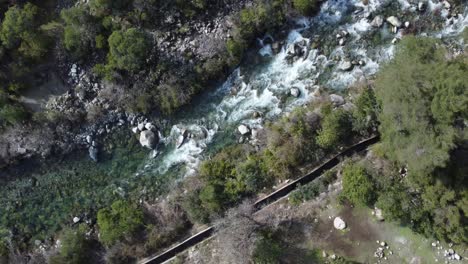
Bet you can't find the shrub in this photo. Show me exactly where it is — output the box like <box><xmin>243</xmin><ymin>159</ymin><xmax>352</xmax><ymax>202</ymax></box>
<box><xmin>252</xmin><ymin>230</ymin><xmax>282</xmax><ymax>264</ymax></box>
<box><xmin>0</xmin><ymin>3</ymin><xmax>48</xmax><ymax>59</ymax></box>
<box><xmin>61</xmin><ymin>5</ymin><xmax>98</xmax><ymax>58</ymax></box>
<box><xmin>341</xmin><ymin>163</ymin><xmax>375</xmax><ymax>206</ymax></box>
<box><xmin>0</xmin><ymin>239</ymin><xmax>8</xmax><ymax>258</ymax></box>
<box><xmin>97</xmin><ymin>200</ymin><xmax>144</xmax><ymax>246</ymax></box>
<box><xmin>352</xmin><ymin>87</ymin><xmax>379</xmax><ymax>136</ymax></box>
<box><xmin>49</xmin><ymin>225</ymin><xmax>94</xmax><ymax>264</ymax></box>
<box><xmin>316</xmin><ymin>107</ymin><xmax>352</xmax><ymax>149</ymax></box>
<box><xmin>292</xmin><ymin>0</ymin><xmax>319</xmax><ymax>16</ymax></box>
<box><xmin>0</xmin><ymin>104</ymin><xmax>27</xmax><ymax>125</ymax></box>
<box><xmin>107</xmin><ymin>28</ymin><xmax>150</xmax><ymax>72</ymax></box>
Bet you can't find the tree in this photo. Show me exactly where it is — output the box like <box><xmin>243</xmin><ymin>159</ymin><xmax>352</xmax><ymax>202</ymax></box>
<box><xmin>107</xmin><ymin>28</ymin><xmax>150</xmax><ymax>72</ymax></box>
<box><xmin>97</xmin><ymin>200</ymin><xmax>144</xmax><ymax>246</ymax></box>
<box><xmin>341</xmin><ymin>163</ymin><xmax>375</xmax><ymax>206</ymax></box>
<box><xmin>375</xmin><ymin>36</ymin><xmax>467</xmax><ymax>184</ymax></box>
<box><xmin>0</xmin><ymin>3</ymin><xmax>47</xmax><ymax>59</ymax></box>
<box><xmin>61</xmin><ymin>5</ymin><xmax>98</xmax><ymax>58</ymax></box>
<box><xmin>316</xmin><ymin>107</ymin><xmax>352</xmax><ymax>149</ymax></box>
<box><xmin>89</xmin><ymin>0</ymin><xmax>133</xmax><ymax>16</ymax></box>
<box><xmin>49</xmin><ymin>225</ymin><xmax>94</xmax><ymax>264</ymax></box>
<box><xmin>292</xmin><ymin>0</ymin><xmax>319</xmax><ymax>16</ymax></box>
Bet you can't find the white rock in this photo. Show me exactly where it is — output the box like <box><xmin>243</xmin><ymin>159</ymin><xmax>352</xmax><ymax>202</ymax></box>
<box><xmin>339</xmin><ymin>60</ymin><xmax>353</xmax><ymax>71</ymax></box>
<box><xmin>137</xmin><ymin>122</ymin><xmax>145</xmax><ymax>131</ymax></box>
<box><xmin>73</xmin><ymin>217</ymin><xmax>80</xmax><ymax>223</ymax></box>
<box><xmin>432</xmin><ymin>242</ymin><xmax>437</xmax><ymax>247</ymax></box>
<box><xmin>139</xmin><ymin>130</ymin><xmax>157</xmax><ymax>149</ymax></box>
<box><xmin>375</xmin><ymin>207</ymin><xmax>384</xmax><ymax>221</ymax></box>
<box><xmin>418</xmin><ymin>2</ymin><xmax>425</xmax><ymax>11</ymax></box>
<box><xmin>339</xmin><ymin>38</ymin><xmax>346</xmax><ymax>46</ymax></box>
<box><xmin>86</xmin><ymin>135</ymin><xmax>92</xmax><ymax>144</ymax></box>
<box><xmin>380</xmin><ymin>241</ymin><xmax>386</xmax><ymax>247</ymax></box>
<box><xmin>150</xmin><ymin>150</ymin><xmax>159</xmax><ymax>158</ymax></box>
<box><xmin>330</xmin><ymin>94</ymin><xmax>345</xmax><ymax>106</ymax></box>
<box><xmin>333</xmin><ymin>217</ymin><xmax>346</xmax><ymax>230</ymax></box>
<box><xmin>386</xmin><ymin>16</ymin><xmax>402</xmax><ymax>27</ymax></box>
<box><xmin>404</xmin><ymin>21</ymin><xmax>410</xmax><ymax>28</ymax></box>
<box><xmin>454</xmin><ymin>254</ymin><xmax>461</xmax><ymax>260</ymax></box>
<box><xmin>132</xmin><ymin>127</ymin><xmax>139</xmax><ymax>134</ymax></box>
<box><xmin>371</xmin><ymin>15</ymin><xmax>384</xmax><ymax>28</ymax></box>
<box><xmin>448</xmin><ymin>249</ymin><xmax>454</xmax><ymax>255</ymax></box>
<box><xmin>290</xmin><ymin>87</ymin><xmax>301</xmax><ymax>97</ymax></box>
<box><xmin>238</xmin><ymin>124</ymin><xmax>250</xmax><ymax>135</ymax></box>
<box><xmin>443</xmin><ymin>0</ymin><xmax>451</xmax><ymax>10</ymax></box>
<box><xmin>392</xmin><ymin>38</ymin><xmax>399</xmax><ymax>44</ymax></box>
<box><xmin>145</xmin><ymin>122</ymin><xmax>156</xmax><ymax>131</ymax></box>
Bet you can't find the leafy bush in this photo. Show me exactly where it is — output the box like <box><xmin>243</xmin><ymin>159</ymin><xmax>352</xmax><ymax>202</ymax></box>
<box><xmin>292</xmin><ymin>0</ymin><xmax>319</xmax><ymax>16</ymax></box>
<box><xmin>0</xmin><ymin>104</ymin><xmax>27</xmax><ymax>125</ymax></box>
<box><xmin>289</xmin><ymin>170</ymin><xmax>336</xmax><ymax>205</ymax></box>
<box><xmin>352</xmin><ymin>87</ymin><xmax>379</xmax><ymax>136</ymax></box>
<box><xmin>0</xmin><ymin>3</ymin><xmax>48</xmax><ymax>59</ymax></box>
<box><xmin>97</xmin><ymin>200</ymin><xmax>144</xmax><ymax>246</ymax></box>
<box><xmin>375</xmin><ymin>36</ymin><xmax>467</xmax><ymax>182</ymax></box>
<box><xmin>316</xmin><ymin>107</ymin><xmax>352</xmax><ymax>149</ymax></box>
<box><xmin>341</xmin><ymin>163</ymin><xmax>375</xmax><ymax>206</ymax></box>
<box><xmin>0</xmin><ymin>239</ymin><xmax>8</xmax><ymax>258</ymax></box>
<box><xmin>49</xmin><ymin>225</ymin><xmax>94</xmax><ymax>264</ymax></box>
<box><xmin>252</xmin><ymin>230</ymin><xmax>282</xmax><ymax>264</ymax></box>
<box><xmin>375</xmin><ymin>36</ymin><xmax>468</xmax><ymax>243</ymax></box>
<box><xmin>61</xmin><ymin>5</ymin><xmax>99</xmax><ymax>58</ymax></box>
<box><xmin>107</xmin><ymin>28</ymin><xmax>150</xmax><ymax>72</ymax></box>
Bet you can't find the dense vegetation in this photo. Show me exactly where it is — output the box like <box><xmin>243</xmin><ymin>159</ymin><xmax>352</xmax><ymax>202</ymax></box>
<box><xmin>373</xmin><ymin>36</ymin><xmax>467</xmax><ymax>244</ymax></box>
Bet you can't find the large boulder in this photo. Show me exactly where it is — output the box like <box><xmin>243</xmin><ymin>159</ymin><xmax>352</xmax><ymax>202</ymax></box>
<box><xmin>339</xmin><ymin>60</ymin><xmax>353</xmax><ymax>71</ymax></box>
<box><xmin>386</xmin><ymin>16</ymin><xmax>402</xmax><ymax>27</ymax></box>
<box><xmin>371</xmin><ymin>15</ymin><xmax>384</xmax><ymax>28</ymax></box>
<box><xmin>330</xmin><ymin>94</ymin><xmax>345</xmax><ymax>106</ymax></box>
<box><xmin>238</xmin><ymin>124</ymin><xmax>251</xmax><ymax>135</ymax></box>
<box><xmin>333</xmin><ymin>217</ymin><xmax>347</xmax><ymax>230</ymax></box>
<box><xmin>140</xmin><ymin>130</ymin><xmax>158</xmax><ymax>149</ymax></box>
<box><xmin>290</xmin><ymin>87</ymin><xmax>301</xmax><ymax>98</ymax></box>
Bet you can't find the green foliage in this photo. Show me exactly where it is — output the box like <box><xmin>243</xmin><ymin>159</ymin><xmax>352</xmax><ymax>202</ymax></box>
<box><xmin>97</xmin><ymin>200</ymin><xmax>144</xmax><ymax>246</ymax></box>
<box><xmin>341</xmin><ymin>163</ymin><xmax>375</xmax><ymax>206</ymax></box>
<box><xmin>0</xmin><ymin>239</ymin><xmax>8</xmax><ymax>257</ymax></box>
<box><xmin>316</xmin><ymin>107</ymin><xmax>352</xmax><ymax>150</ymax></box>
<box><xmin>89</xmin><ymin>0</ymin><xmax>133</xmax><ymax>16</ymax></box>
<box><xmin>252</xmin><ymin>231</ymin><xmax>282</xmax><ymax>264</ymax></box>
<box><xmin>265</xmin><ymin>107</ymin><xmax>321</xmax><ymax>178</ymax></box>
<box><xmin>61</xmin><ymin>5</ymin><xmax>98</xmax><ymax>58</ymax></box>
<box><xmin>462</xmin><ymin>27</ymin><xmax>468</xmax><ymax>43</ymax></box>
<box><xmin>352</xmin><ymin>88</ymin><xmax>379</xmax><ymax>136</ymax></box>
<box><xmin>183</xmin><ymin>190</ymin><xmax>211</xmax><ymax>224</ymax></box>
<box><xmin>107</xmin><ymin>28</ymin><xmax>150</xmax><ymax>72</ymax></box>
<box><xmin>49</xmin><ymin>225</ymin><xmax>94</xmax><ymax>264</ymax></box>
<box><xmin>375</xmin><ymin>36</ymin><xmax>468</xmax><ymax>243</ymax></box>
<box><xmin>0</xmin><ymin>3</ymin><xmax>48</xmax><ymax>59</ymax></box>
<box><xmin>292</xmin><ymin>0</ymin><xmax>319</xmax><ymax>16</ymax></box>
<box><xmin>375</xmin><ymin>36</ymin><xmax>467</xmax><ymax>184</ymax></box>
<box><xmin>289</xmin><ymin>170</ymin><xmax>337</xmax><ymax>205</ymax></box>
<box><xmin>0</xmin><ymin>104</ymin><xmax>27</xmax><ymax>125</ymax></box>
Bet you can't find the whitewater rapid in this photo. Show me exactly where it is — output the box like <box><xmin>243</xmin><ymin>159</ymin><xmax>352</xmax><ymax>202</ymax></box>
<box><xmin>134</xmin><ymin>0</ymin><xmax>467</xmax><ymax>178</ymax></box>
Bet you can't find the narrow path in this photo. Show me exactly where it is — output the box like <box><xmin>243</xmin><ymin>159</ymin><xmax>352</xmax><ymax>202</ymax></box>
<box><xmin>139</xmin><ymin>135</ymin><xmax>380</xmax><ymax>264</ymax></box>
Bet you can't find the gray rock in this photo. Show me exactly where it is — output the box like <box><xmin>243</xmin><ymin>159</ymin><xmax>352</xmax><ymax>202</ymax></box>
<box><xmin>177</xmin><ymin>130</ymin><xmax>189</xmax><ymax>149</ymax></box>
<box><xmin>145</xmin><ymin>122</ymin><xmax>156</xmax><ymax>131</ymax></box>
<box><xmin>339</xmin><ymin>61</ymin><xmax>353</xmax><ymax>71</ymax></box>
<box><xmin>73</xmin><ymin>217</ymin><xmax>80</xmax><ymax>224</ymax></box>
<box><xmin>371</xmin><ymin>15</ymin><xmax>384</xmax><ymax>28</ymax></box>
<box><xmin>139</xmin><ymin>130</ymin><xmax>158</xmax><ymax>149</ymax></box>
<box><xmin>89</xmin><ymin>146</ymin><xmax>98</xmax><ymax>162</ymax></box>
<box><xmin>386</xmin><ymin>16</ymin><xmax>402</xmax><ymax>27</ymax></box>
<box><xmin>330</xmin><ymin>94</ymin><xmax>345</xmax><ymax>106</ymax></box>
<box><xmin>290</xmin><ymin>87</ymin><xmax>301</xmax><ymax>97</ymax></box>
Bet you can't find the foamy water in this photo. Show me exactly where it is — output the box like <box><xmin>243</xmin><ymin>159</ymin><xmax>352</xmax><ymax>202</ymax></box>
<box><xmin>133</xmin><ymin>0</ymin><xmax>467</xmax><ymax>178</ymax></box>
